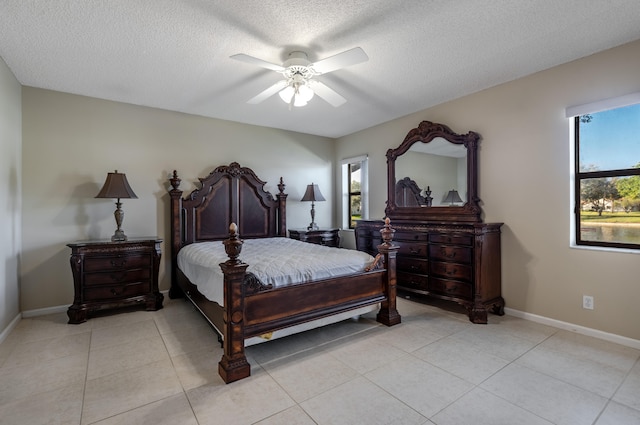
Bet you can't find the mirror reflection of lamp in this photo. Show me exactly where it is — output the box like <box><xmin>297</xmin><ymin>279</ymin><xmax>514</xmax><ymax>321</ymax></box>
<box><xmin>95</xmin><ymin>170</ymin><xmax>138</xmax><ymax>241</ymax></box>
<box><xmin>301</xmin><ymin>183</ymin><xmax>325</xmax><ymax>230</ymax></box>
<box><xmin>443</xmin><ymin>189</ymin><xmax>463</xmax><ymax>206</ymax></box>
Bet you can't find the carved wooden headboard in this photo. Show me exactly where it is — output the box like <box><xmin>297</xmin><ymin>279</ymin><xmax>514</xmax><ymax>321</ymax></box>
<box><xmin>168</xmin><ymin>162</ymin><xmax>288</xmax><ymax>281</ymax></box>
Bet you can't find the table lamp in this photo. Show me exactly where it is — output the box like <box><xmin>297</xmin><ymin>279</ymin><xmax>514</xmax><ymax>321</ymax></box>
<box><xmin>443</xmin><ymin>189</ymin><xmax>463</xmax><ymax>205</ymax></box>
<box><xmin>95</xmin><ymin>170</ymin><xmax>138</xmax><ymax>241</ymax></box>
<box><xmin>301</xmin><ymin>183</ymin><xmax>325</xmax><ymax>230</ymax></box>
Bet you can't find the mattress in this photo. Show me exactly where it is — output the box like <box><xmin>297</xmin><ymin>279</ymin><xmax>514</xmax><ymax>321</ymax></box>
<box><xmin>177</xmin><ymin>237</ymin><xmax>376</xmax><ymax>305</ymax></box>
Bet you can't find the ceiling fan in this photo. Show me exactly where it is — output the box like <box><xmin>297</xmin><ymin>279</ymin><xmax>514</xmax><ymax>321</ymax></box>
<box><xmin>230</xmin><ymin>47</ymin><xmax>368</xmax><ymax>108</ymax></box>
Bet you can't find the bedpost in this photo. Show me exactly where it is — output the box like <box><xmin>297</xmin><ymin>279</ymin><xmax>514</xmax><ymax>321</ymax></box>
<box><xmin>168</xmin><ymin>170</ymin><xmax>184</xmax><ymax>299</ymax></box>
<box><xmin>276</xmin><ymin>177</ymin><xmax>287</xmax><ymax>236</ymax></box>
<box><xmin>376</xmin><ymin>218</ymin><xmax>401</xmax><ymax>326</ymax></box>
<box><xmin>218</xmin><ymin>223</ymin><xmax>251</xmax><ymax>383</ymax></box>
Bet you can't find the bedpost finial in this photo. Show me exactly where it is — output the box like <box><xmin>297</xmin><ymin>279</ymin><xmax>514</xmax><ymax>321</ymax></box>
<box><xmin>278</xmin><ymin>177</ymin><xmax>285</xmax><ymax>194</ymax></box>
<box><xmin>380</xmin><ymin>217</ymin><xmax>395</xmax><ymax>245</ymax></box>
<box><xmin>224</xmin><ymin>222</ymin><xmax>243</xmax><ymax>263</ymax></box>
<box><xmin>170</xmin><ymin>170</ymin><xmax>181</xmax><ymax>191</ymax></box>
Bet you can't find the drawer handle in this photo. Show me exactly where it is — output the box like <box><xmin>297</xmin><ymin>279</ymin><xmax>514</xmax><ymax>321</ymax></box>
<box><xmin>110</xmin><ymin>288</ymin><xmax>122</xmax><ymax>296</ymax></box>
<box><xmin>110</xmin><ymin>272</ymin><xmax>127</xmax><ymax>281</ymax></box>
<box><xmin>445</xmin><ymin>285</ymin><xmax>458</xmax><ymax>293</ymax></box>
<box><xmin>110</xmin><ymin>259</ymin><xmax>127</xmax><ymax>268</ymax></box>
<box><xmin>441</xmin><ymin>248</ymin><xmax>456</xmax><ymax>259</ymax></box>
<box><xmin>446</xmin><ymin>267</ymin><xmax>457</xmax><ymax>276</ymax></box>
<box><xmin>409</xmin><ymin>248</ymin><xmax>422</xmax><ymax>255</ymax></box>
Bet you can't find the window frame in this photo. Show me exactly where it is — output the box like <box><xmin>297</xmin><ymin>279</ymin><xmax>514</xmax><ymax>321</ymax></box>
<box><xmin>572</xmin><ymin>99</ymin><xmax>640</xmax><ymax>251</ymax></box>
<box><xmin>341</xmin><ymin>155</ymin><xmax>368</xmax><ymax>230</ymax></box>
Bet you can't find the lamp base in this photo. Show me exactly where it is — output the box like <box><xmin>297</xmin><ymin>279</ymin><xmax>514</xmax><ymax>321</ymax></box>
<box><xmin>111</xmin><ymin>229</ymin><xmax>128</xmax><ymax>242</ymax></box>
<box><xmin>307</xmin><ymin>222</ymin><xmax>319</xmax><ymax>231</ymax></box>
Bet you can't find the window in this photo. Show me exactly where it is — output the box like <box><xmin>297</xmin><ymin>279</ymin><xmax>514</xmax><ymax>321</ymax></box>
<box><xmin>341</xmin><ymin>155</ymin><xmax>368</xmax><ymax>229</ymax></box>
<box><xmin>571</xmin><ymin>97</ymin><xmax>640</xmax><ymax>250</ymax></box>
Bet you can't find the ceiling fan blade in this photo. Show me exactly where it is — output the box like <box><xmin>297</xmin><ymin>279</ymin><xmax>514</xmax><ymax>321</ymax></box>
<box><xmin>247</xmin><ymin>80</ymin><xmax>288</xmax><ymax>104</ymax></box>
<box><xmin>230</xmin><ymin>54</ymin><xmax>284</xmax><ymax>72</ymax></box>
<box><xmin>311</xmin><ymin>47</ymin><xmax>368</xmax><ymax>74</ymax></box>
<box><xmin>309</xmin><ymin>81</ymin><xmax>347</xmax><ymax>107</ymax></box>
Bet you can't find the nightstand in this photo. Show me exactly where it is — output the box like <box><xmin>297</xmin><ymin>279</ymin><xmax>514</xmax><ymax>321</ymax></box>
<box><xmin>289</xmin><ymin>228</ymin><xmax>340</xmax><ymax>247</ymax></box>
<box><xmin>66</xmin><ymin>238</ymin><xmax>163</xmax><ymax>324</ymax></box>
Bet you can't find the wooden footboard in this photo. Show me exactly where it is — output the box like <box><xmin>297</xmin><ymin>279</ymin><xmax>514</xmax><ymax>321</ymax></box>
<box><xmin>218</xmin><ymin>220</ymin><xmax>399</xmax><ymax>384</ymax></box>
<box><xmin>167</xmin><ymin>163</ymin><xmax>399</xmax><ymax>384</ymax></box>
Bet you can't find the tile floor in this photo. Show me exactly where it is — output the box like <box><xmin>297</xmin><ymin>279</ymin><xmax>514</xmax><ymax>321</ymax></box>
<box><xmin>0</xmin><ymin>296</ymin><xmax>639</xmax><ymax>425</ymax></box>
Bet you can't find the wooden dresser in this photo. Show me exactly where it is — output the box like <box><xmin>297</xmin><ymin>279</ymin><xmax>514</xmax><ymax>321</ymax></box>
<box><xmin>365</xmin><ymin>120</ymin><xmax>506</xmax><ymax>324</ymax></box>
<box><xmin>289</xmin><ymin>228</ymin><xmax>340</xmax><ymax>247</ymax></box>
<box><xmin>66</xmin><ymin>238</ymin><xmax>163</xmax><ymax>323</ymax></box>
<box><xmin>356</xmin><ymin>220</ymin><xmax>503</xmax><ymax>323</ymax></box>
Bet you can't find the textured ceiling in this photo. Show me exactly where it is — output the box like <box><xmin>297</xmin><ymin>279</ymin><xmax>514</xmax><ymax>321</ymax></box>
<box><xmin>1</xmin><ymin>1</ymin><xmax>640</xmax><ymax>138</ymax></box>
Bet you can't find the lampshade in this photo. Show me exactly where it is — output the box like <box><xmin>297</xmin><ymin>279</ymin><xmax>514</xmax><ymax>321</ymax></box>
<box><xmin>278</xmin><ymin>85</ymin><xmax>295</xmax><ymax>103</ymax></box>
<box><xmin>443</xmin><ymin>189</ymin><xmax>463</xmax><ymax>205</ymax></box>
<box><xmin>96</xmin><ymin>170</ymin><xmax>137</xmax><ymax>242</ymax></box>
<box><xmin>301</xmin><ymin>183</ymin><xmax>326</xmax><ymax>202</ymax></box>
<box><xmin>95</xmin><ymin>171</ymin><xmax>138</xmax><ymax>200</ymax></box>
<box><xmin>278</xmin><ymin>77</ymin><xmax>314</xmax><ymax>107</ymax></box>
<box><xmin>301</xmin><ymin>183</ymin><xmax>325</xmax><ymax>231</ymax></box>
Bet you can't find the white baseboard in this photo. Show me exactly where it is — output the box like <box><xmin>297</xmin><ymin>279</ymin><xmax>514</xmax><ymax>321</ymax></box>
<box><xmin>0</xmin><ymin>313</ymin><xmax>22</xmax><ymax>345</ymax></box>
<box><xmin>5</xmin><ymin>302</ymin><xmax>639</xmax><ymax>351</ymax></box>
<box><xmin>21</xmin><ymin>305</ymin><xmax>68</xmax><ymax>318</ymax></box>
<box><xmin>505</xmin><ymin>307</ymin><xmax>640</xmax><ymax>350</ymax></box>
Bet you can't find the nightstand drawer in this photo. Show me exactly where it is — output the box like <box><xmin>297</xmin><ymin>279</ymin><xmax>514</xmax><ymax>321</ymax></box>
<box><xmin>84</xmin><ymin>254</ymin><xmax>151</xmax><ymax>272</ymax></box>
<box><xmin>84</xmin><ymin>282</ymin><xmax>151</xmax><ymax>301</ymax></box>
<box><xmin>289</xmin><ymin>228</ymin><xmax>340</xmax><ymax>247</ymax></box>
<box><xmin>84</xmin><ymin>268</ymin><xmax>151</xmax><ymax>286</ymax></box>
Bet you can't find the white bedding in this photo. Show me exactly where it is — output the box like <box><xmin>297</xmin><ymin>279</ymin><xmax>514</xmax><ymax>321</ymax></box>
<box><xmin>177</xmin><ymin>237</ymin><xmax>376</xmax><ymax>305</ymax></box>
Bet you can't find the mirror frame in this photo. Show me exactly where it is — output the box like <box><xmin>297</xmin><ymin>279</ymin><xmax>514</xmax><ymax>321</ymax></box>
<box><xmin>385</xmin><ymin>120</ymin><xmax>482</xmax><ymax>223</ymax></box>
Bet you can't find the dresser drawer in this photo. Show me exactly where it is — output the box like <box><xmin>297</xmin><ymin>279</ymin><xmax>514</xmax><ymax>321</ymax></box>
<box><xmin>397</xmin><ymin>257</ymin><xmax>429</xmax><ymax>274</ymax></box>
<box><xmin>84</xmin><ymin>282</ymin><xmax>151</xmax><ymax>301</ymax></box>
<box><xmin>396</xmin><ymin>241</ymin><xmax>429</xmax><ymax>257</ymax></box>
<box><xmin>84</xmin><ymin>268</ymin><xmax>151</xmax><ymax>286</ymax></box>
<box><xmin>429</xmin><ymin>277</ymin><xmax>472</xmax><ymax>299</ymax></box>
<box><xmin>394</xmin><ymin>231</ymin><xmax>429</xmax><ymax>242</ymax></box>
<box><xmin>397</xmin><ymin>271</ymin><xmax>429</xmax><ymax>291</ymax></box>
<box><xmin>430</xmin><ymin>260</ymin><xmax>472</xmax><ymax>281</ymax></box>
<box><xmin>429</xmin><ymin>244</ymin><xmax>472</xmax><ymax>263</ymax></box>
<box><xmin>84</xmin><ymin>254</ymin><xmax>151</xmax><ymax>272</ymax></box>
<box><xmin>429</xmin><ymin>233</ymin><xmax>473</xmax><ymax>246</ymax></box>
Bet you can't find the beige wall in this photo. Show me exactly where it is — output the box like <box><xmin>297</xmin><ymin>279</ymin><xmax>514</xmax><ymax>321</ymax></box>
<box><xmin>336</xmin><ymin>39</ymin><xmax>640</xmax><ymax>341</ymax></box>
<box><xmin>21</xmin><ymin>89</ymin><xmax>334</xmax><ymax>311</ymax></box>
<box><xmin>12</xmin><ymin>39</ymin><xmax>640</xmax><ymax>342</ymax></box>
<box><xmin>0</xmin><ymin>56</ymin><xmax>22</xmax><ymax>333</ymax></box>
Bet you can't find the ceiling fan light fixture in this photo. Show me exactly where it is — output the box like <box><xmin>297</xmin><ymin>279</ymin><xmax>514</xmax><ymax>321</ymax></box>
<box><xmin>278</xmin><ymin>85</ymin><xmax>295</xmax><ymax>103</ymax></box>
<box><xmin>293</xmin><ymin>94</ymin><xmax>308</xmax><ymax>107</ymax></box>
<box><xmin>232</xmin><ymin>47</ymin><xmax>368</xmax><ymax>108</ymax></box>
<box><xmin>298</xmin><ymin>83</ymin><xmax>314</xmax><ymax>102</ymax></box>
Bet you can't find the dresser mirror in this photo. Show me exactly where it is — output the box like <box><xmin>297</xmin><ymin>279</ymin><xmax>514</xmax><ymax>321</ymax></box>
<box><xmin>385</xmin><ymin>120</ymin><xmax>482</xmax><ymax>222</ymax></box>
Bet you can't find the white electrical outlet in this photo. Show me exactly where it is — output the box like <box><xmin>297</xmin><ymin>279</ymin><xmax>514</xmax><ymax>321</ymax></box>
<box><xmin>583</xmin><ymin>295</ymin><xmax>594</xmax><ymax>310</ymax></box>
